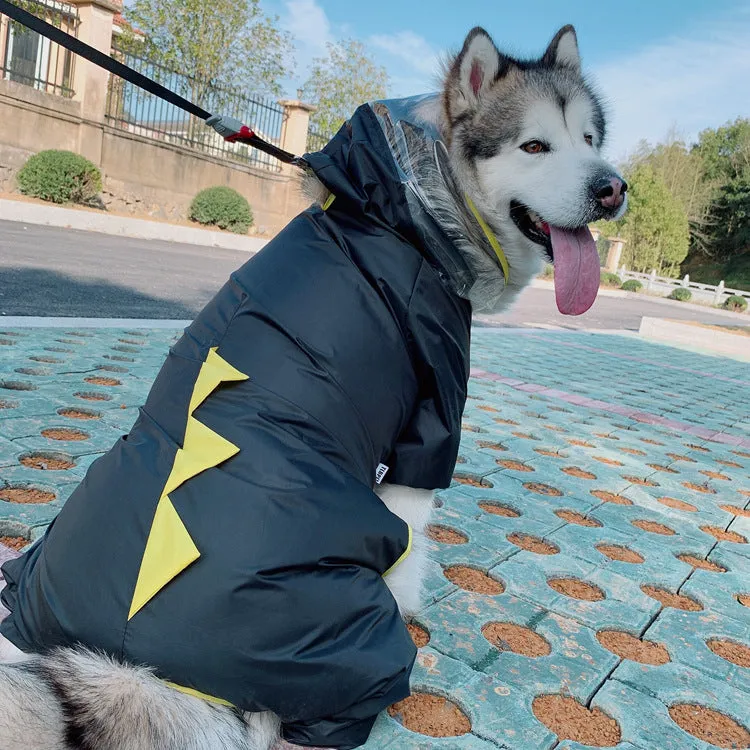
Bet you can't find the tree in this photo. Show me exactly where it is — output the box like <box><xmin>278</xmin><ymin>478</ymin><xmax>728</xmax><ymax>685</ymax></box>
<box><xmin>695</xmin><ymin>118</ymin><xmax>750</xmax><ymax>182</ymax></box>
<box><xmin>124</xmin><ymin>0</ymin><xmax>293</xmax><ymax>103</ymax></box>
<box><xmin>630</xmin><ymin>132</ymin><xmax>717</xmax><ymax>253</ymax></box>
<box><xmin>611</xmin><ymin>163</ymin><xmax>690</xmax><ymax>276</ymax></box>
<box><xmin>693</xmin><ymin>118</ymin><xmax>750</xmax><ymax>260</ymax></box>
<box><xmin>705</xmin><ymin>176</ymin><xmax>750</xmax><ymax>259</ymax></box>
<box><xmin>302</xmin><ymin>39</ymin><xmax>389</xmax><ymax>140</ymax></box>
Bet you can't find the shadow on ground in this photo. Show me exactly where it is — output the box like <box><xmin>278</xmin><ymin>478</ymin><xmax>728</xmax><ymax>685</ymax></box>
<box><xmin>0</xmin><ymin>267</ymin><xmax>201</xmax><ymax>318</ymax></box>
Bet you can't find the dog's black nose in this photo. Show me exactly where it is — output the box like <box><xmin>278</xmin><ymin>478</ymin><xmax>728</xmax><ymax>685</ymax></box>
<box><xmin>593</xmin><ymin>176</ymin><xmax>627</xmax><ymax>209</ymax></box>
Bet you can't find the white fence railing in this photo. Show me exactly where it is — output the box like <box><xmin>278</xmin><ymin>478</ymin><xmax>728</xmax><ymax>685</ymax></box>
<box><xmin>618</xmin><ymin>267</ymin><xmax>750</xmax><ymax>307</ymax></box>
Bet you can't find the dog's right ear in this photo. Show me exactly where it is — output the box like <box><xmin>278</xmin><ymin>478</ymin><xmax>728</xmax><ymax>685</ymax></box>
<box><xmin>444</xmin><ymin>27</ymin><xmax>504</xmax><ymax>123</ymax></box>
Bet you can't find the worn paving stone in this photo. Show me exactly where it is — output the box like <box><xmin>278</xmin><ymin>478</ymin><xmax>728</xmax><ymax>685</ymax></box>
<box><xmin>588</xmin><ymin>501</ymin><xmax>716</xmax><ymax>556</ymax></box>
<box><xmin>424</xmin><ymin>590</ymin><xmax>619</xmax><ymax>703</ymax></box>
<box><xmin>3</xmin><ymin>326</ymin><xmax>750</xmax><ymax>748</ymax></box>
<box><xmin>548</xmin><ymin>523</ymin><xmax>691</xmax><ymax>590</ymax></box>
<box><xmin>556</xmin><ymin>744</ymin><xmax>643</xmax><ymax>750</ymax></box>
<box><xmin>377</xmin><ymin>647</ymin><xmax>540</xmax><ymax>750</ymax></box>
<box><xmin>426</xmin><ymin>507</ymin><xmax>518</xmax><ymax>568</ymax></box>
<box><xmin>646</xmin><ymin>608</ymin><xmax>750</xmax><ymax>696</ymax></box>
<box><xmin>490</xmin><ymin>551</ymin><xmax>660</xmax><ymax>632</ymax></box>
<box><xmin>610</xmin><ymin>661</ymin><xmax>750</xmax><ymax>748</ymax></box>
<box><xmin>675</xmin><ymin>569</ymin><xmax>749</xmax><ymax>625</ymax></box>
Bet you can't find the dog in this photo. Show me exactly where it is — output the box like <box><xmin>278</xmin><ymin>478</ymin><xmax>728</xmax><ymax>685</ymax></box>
<box><xmin>0</xmin><ymin>24</ymin><xmax>626</xmax><ymax>750</ymax></box>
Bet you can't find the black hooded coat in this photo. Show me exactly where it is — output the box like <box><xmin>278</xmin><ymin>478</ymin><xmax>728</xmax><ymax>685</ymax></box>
<box><xmin>0</xmin><ymin>96</ymin><xmax>473</xmax><ymax>749</ymax></box>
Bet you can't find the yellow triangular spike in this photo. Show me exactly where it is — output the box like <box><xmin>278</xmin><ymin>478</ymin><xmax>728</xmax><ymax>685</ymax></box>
<box><xmin>188</xmin><ymin>347</ymin><xmax>248</xmax><ymax>415</ymax></box>
<box><xmin>128</xmin><ymin>496</ymin><xmax>200</xmax><ymax>619</ymax></box>
<box><xmin>163</xmin><ymin>416</ymin><xmax>239</xmax><ymax>497</ymax></box>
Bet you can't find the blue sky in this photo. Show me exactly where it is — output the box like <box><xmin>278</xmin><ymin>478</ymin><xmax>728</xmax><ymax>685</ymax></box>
<box><xmin>267</xmin><ymin>0</ymin><xmax>750</xmax><ymax>161</ymax></box>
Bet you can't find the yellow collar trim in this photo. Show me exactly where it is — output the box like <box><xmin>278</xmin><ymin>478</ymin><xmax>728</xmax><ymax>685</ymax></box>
<box><xmin>464</xmin><ymin>195</ymin><xmax>510</xmax><ymax>284</ymax></box>
<box><xmin>164</xmin><ymin>680</ymin><xmax>235</xmax><ymax>707</ymax></box>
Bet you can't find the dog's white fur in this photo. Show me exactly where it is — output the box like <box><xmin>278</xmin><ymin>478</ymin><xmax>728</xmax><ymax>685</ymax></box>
<box><xmin>0</xmin><ymin>23</ymin><xmax>626</xmax><ymax>750</ymax></box>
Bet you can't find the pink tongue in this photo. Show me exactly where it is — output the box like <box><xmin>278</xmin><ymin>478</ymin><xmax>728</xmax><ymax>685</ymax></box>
<box><xmin>550</xmin><ymin>225</ymin><xmax>601</xmax><ymax>315</ymax></box>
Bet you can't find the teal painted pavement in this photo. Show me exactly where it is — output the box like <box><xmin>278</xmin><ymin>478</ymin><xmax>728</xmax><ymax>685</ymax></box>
<box><xmin>1</xmin><ymin>326</ymin><xmax>749</xmax><ymax>749</ymax></box>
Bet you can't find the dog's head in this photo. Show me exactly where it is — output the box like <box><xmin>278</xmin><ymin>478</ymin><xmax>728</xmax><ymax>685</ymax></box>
<box><xmin>441</xmin><ymin>26</ymin><xmax>627</xmax><ymax>314</ymax></box>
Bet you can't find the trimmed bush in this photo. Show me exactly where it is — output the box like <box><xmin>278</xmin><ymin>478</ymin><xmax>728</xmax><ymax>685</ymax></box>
<box><xmin>724</xmin><ymin>294</ymin><xmax>748</xmax><ymax>312</ymax></box>
<box><xmin>669</xmin><ymin>287</ymin><xmax>692</xmax><ymax>302</ymax></box>
<box><xmin>621</xmin><ymin>279</ymin><xmax>643</xmax><ymax>292</ymax></box>
<box><xmin>17</xmin><ymin>150</ymin><xmax>101</xmax><ymax>205</ymax></box>
<box><xmin>189</xmin><ymin>186</ymin><xmax>253</xmax><ymax>234</ymax></box>
<box><xmin>600</xmin><ymin>272</ymin><xmax>622</xmax><ymax>287</ymax></box>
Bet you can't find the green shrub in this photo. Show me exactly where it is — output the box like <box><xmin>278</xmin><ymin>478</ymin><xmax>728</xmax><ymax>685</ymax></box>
<box><xmin>189</xmin><ymin>186</ymin><xmax>253</xmax><ymax>234</ymax></box>
<box><xmin>621</xmin><ymin>279</ymin><xmax>643</xmax><ymax>292</ymax></box>
<box><xmin>16</xmin><ymin>150</ymin><xmax>102</xmax><ymax>204</ymax></box>
<box><xmin>540</xmin><ymin>264</ymin><xmax>554</xmax><ymax>279</ymax></box>
<box><xmin>600</xmin><ymin>272</ymin><xmax>622</xmax><ymax>287</ymax></box>
<box><xmin>724</xmin><ymin>294</ymin><xmax>748</xmax><ymax>312</ymax></box>
<box><xmin>669</xmin><ymin>287</ymin><xmax>692</xmax><ymax>302</ymax></box>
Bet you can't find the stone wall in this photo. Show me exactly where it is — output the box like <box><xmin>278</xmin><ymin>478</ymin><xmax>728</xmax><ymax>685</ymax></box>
<box><xmin>0</xmin><ymin>79</ymin><xmax>310</xmax><ymax>235</ymax></box>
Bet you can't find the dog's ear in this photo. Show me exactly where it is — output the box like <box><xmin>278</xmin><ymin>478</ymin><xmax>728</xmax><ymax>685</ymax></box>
<box><xmin>445</xmin><ymin>27</ymin><xmax>505</xmax><ymax>122</ymax></box>
<box><xmin>542</xmin><ymin>25</ymin><xmax>581</xmax><ymax>72</ymax></box>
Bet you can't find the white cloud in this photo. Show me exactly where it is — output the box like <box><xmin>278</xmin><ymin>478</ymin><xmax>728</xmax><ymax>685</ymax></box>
<box><xmin>368</xmin><ymin>31</ymin><xmax>442</xmax><ymax>96</ymax></box>
<box><xmin>281</xmin><ymin>0</ymin><xmax>333</xmax><ymax>89</ymax></box>
<box><xmin>280</xmin><ymin>6</ymin><xmax>441</xmax><ymax>98</ymax></box>
<box><xmin>593</xmin><ymin>14</ymin><xmax>750</xmax><ymax>162</ymax></box>
<box><xmin>369</xmin><ymin>31</ymin><xmax>440</xmax><ymax>77</ymax></box>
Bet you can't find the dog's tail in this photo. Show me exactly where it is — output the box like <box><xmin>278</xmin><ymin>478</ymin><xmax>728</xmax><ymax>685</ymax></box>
<box><xmin>0</xmin><ymin>648</ymin><xmax>280</xmax><ymax>750</ymax></box>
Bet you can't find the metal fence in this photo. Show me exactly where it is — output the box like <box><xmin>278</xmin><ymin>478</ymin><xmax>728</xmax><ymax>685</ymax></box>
<box><xmin>105</xmin><ymin>41</ymin><xmax>286</xmax><ymax>172</ymax></box>
<box><xmin>0</xmin><ymin>0</ymin><xmax>78</xmax><ymax>97</ymax></box>
<box><xmin>306</xmin><ymin>127</ymin><xmax>328</xmax><ymax>154</ymax></box>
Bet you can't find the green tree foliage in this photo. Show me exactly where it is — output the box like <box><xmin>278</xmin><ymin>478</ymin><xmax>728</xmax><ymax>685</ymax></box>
<box><xmin>695</xmin><ymin>118</ymin><xmax>750</xmax><ymax>182</ymax></box>
<box><xmin>630</xmin><ymin>133</ymin><xmax>717</xmax><ymax>253</ymax></box>
<box><xmin>693</xmin><ymin>119</ymin><xmax>750</xmax><ymax>261</ymax></box>
<box><xmin>302</xmin><ymin>39</ymin><xmax>389</xmax><ymax>139</ymax></box>
<box><xmin>124</xmin><ymin>0</ymin><xmax>293</xmax><ymax>101</ymax></box>
<box><xmin>611</xmin><ymin>164</ymin><xmax>690</xmax><ymax>276</ymax></box>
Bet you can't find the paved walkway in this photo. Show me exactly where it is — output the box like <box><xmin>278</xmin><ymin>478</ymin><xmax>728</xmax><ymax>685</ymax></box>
<box><xmin>0</xmin><ymin>325</ymin><xmax>749</xmax><ymax>749</ymax></box>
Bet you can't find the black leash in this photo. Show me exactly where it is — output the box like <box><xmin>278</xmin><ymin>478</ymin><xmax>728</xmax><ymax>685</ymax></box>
<box><xmin>0</xmin><ymin>0</ymin><xmax>306</xmax><ymax>167</ymax></box>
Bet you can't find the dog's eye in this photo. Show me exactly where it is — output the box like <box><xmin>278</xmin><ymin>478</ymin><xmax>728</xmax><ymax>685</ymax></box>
<box><xmin>584</xmin><ymin>134</ymin><xmax>594</xmax><ymax>146</ymax></box>
<box><xmin>520</xmin><ymin>140</ymin><xmax>548</xmax><ymax>154</ymax></box>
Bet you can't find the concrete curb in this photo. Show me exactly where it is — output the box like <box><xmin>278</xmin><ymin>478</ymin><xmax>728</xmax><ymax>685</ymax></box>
<box><xmin>531</xmin><ymin>277</ymin><xmax>749</xmax><ymax>319</ymax></box>
<box><xmin>0</xmin><ymin>198</ymin><xmax>268</xmax><ymax>253</ymax></box>
<box><xmin>639</xmin><ymin>316</ymin><xmax>750</xmax><ymax>361</ymax></box>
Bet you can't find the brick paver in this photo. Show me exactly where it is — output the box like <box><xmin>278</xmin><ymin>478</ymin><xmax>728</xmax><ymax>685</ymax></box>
<box><xmin>1</xmin><ymin>326</ymin><xmax>748</xmax><ymax>748</ymax></box>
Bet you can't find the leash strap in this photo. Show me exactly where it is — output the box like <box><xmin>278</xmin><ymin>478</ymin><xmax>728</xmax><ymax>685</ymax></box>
<box><xmin>0</xmin><ymin>0</ymin><xmax>305</xmax><ymax>166</ymax></box>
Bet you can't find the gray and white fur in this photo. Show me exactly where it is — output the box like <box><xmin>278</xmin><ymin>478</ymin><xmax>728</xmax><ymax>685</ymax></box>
<box><xmin>0</xmin><ymin>24</ymin><xmax>625</xmax><ymax>750</ymax></box>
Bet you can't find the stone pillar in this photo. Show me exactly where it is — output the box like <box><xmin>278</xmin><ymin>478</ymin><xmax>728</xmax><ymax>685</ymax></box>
<box><xmin>70</xmin><ymin>0</ymin><xmax>118</xmax><ymax>163</ymax></box>
<box><xmin>605</xmin><ymin>237</ymin><xmax>625</xmax><ymax>273</ymax></box>
<box><xmin>278</xmin><ymin>99</ymin><xmax>316</xmax><ymax>174</ymax></box>
<box><xmin>713</xmin><ymin>280</ymin><xmax>725</xmax><ymax>306</ymax></box>
<box><xmin>0</xmin><ymin>15</ymin><xmax>8</xmax><ymax>67</ymax></box>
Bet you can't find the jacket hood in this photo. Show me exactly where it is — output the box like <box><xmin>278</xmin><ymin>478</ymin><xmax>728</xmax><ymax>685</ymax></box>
<box><xmin>304</xmin><ymin>94</ymin><xmax>477</xmax><ymax>299</ymax></box>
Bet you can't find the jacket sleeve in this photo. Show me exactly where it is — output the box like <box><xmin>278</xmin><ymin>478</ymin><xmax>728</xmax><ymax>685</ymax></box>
<box><xmin>384</xmin><ymin>261</ymin><xmax>471</xmax><ymax>490</ymax></box>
